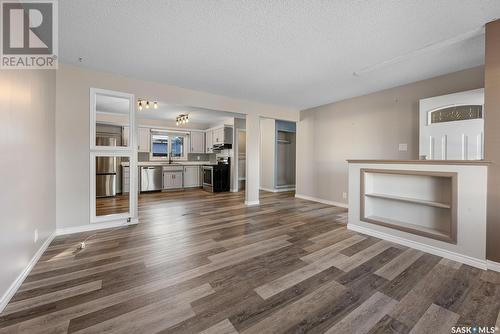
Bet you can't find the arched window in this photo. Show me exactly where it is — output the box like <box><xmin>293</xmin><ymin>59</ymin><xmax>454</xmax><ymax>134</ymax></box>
<box><xmin>428</xmin><ymin>105</ymin><xmax>483</xmax><ymax>124</ymax></box>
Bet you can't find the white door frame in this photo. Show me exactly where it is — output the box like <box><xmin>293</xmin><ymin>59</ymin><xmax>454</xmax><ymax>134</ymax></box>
<box><xmin>89</xmin><ymin>88</ymin><xmax>138</xmax><ymax>224</ymax></box>
<box><xmin>234</xmin><ymin>128</ymin><xmax>246</xmax><ymax>192</ymax></box>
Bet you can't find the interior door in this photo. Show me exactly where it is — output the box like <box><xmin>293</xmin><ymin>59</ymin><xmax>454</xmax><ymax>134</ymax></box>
<box><xmin>419</xmin><ymin>89</ymin><xmax>484</xmax><ymax>160</ymax></box>
<box><xmin>424</xmin><ymin>118</ymin><xmax>483</xmax><ymax>160</ymax></box>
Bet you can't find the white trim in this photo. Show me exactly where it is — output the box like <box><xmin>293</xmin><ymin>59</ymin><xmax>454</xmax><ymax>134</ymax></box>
<box><xmin>275</xmin><ymin>187</ymin><xmax>295</xmax><ymax>192</ymax></box>
<box><xmin>348</xmin><ymin>224</ymin><xmax>487</xmax><ymax>270</ymax></box>
<box><xmin>245</xmin><ymin>200</ymin><xmax>260</xmax><ymax>206</ymax></box>
<box><xmin>0</xmin><ymin>231</ymin><xmax>56</xmax><ymax>313</ymax></box>
<box><xmin>90</xmin><ymin>88</ymin><xmax>138</xmax><ymax>225</ymax></box>
<box><xmin>234</xmin><ymin>128</ymin><xmax>246</xmax><ymax>193</ymax></box>
<box><xmin>90</xmin><ymin>151</ymin><xmax>136</xmax><ymax>224</ymax></box>
<box><xmin>294</xmin><ymin>193</ymin><xmax>349</xmax><ymax>209</ymax></box>
<box><xmin>90</xmin><ymin>88</ymin><xmax>136</xmax><ymax>151</ymax></box>
<box><xmin>56</xmin><ymin>219</ymin><xmax>138</xmax><ymax>236</ymax></box>
<box><xmin>487</xmin><ymin>260</ymin><xmax>500</xmax><ymax>273</ymax></box>
<box><xmin>260</xmin><ymin>187</ymin><xmax>296</xmax><ymax>193</ymax></box>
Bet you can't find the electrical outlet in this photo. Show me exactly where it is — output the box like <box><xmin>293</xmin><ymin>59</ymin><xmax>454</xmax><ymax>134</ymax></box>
<box><xmin>342</xmin><ymin>192</ymin><xmax>347</xmax><ymax>199</ymax></box>
<box><xmin>398</xmin><ymin>143</ymin><xmax>408</xmax><ymax>152</ymax></box>
<box><xmin>34</xmin><ymin>229</ymin><xmax>38</xmax><ymax>243</ymax></box>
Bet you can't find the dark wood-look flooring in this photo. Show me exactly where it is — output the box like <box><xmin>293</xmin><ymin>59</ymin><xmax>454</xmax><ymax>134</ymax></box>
<box><xmin>96</xmin><ymin>194</ymin><xmax>130</xmax><ymax>217</ymax></box>
<box><xmin>1</xmin><ymin>190</ymin><xmax>500</xmax><ymax>333</ymax></box>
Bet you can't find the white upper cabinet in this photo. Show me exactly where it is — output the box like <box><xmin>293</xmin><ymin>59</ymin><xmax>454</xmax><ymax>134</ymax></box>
<box><xmin>205</xmin><ymin>130</ymin><xmax>213</xmax><ymax>153</ymax></box>
<box><xmin>122</xmin><ymin>127</ymin><xmax>150</xmax><ymax>152</ymax></box>
<box><xmin>190</xmin><ymin>131</ymin><xmax>205</xmax><ymax>153</ymax></box>
<box><xmin>213</xmin><ymin>127</ymin><xmax>224</xmax><ymax>144</ymax></box>
<box><xmin>213</xmin><ymin>126</ymin><xmax>233</xmax><ymax>145</ymax></box>
<box><xmin>138</xmin><ymin>127</ymin><xmax>151</xmax><ymax>152</ymax></box>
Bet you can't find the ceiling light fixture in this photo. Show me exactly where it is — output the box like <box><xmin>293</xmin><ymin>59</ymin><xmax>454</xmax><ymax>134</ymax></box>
<box><xmin>176</xmin><ymin>114</ymin><xmax>189</xmax><ymax>126</ymax></box>
<box><xmin>137</xmin><ymin>99</ymin><xmax>158</xmax><ymax>111</ymax></box>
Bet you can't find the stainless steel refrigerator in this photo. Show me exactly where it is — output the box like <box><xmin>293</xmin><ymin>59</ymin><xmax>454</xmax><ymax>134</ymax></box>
<box><xmin>96</xmin><ymin>136</ymin><xmax>117</xmax><ymax>197</ymax></box>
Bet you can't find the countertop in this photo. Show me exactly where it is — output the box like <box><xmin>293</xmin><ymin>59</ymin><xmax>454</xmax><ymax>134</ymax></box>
<box><xmin>346</xmin><ymin>159</ymin><xmax>491</xmax><ymax>166</ymax></box>
<box><xmin>121</xmin><ymin>161</ymin><xmax>217</xmax><ymax>167</ymax></box>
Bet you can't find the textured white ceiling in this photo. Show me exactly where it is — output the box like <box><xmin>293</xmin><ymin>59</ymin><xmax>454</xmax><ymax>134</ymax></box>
<box><xmin>59</xmin><ymin>1</ymin><xmax>500</xmax><ymax>109</ymax></box>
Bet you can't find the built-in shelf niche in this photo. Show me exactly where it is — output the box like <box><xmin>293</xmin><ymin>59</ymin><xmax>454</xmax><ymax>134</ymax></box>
<box><xmin>360</xmin><ymin>169</ymin><xmax>457</xmax><ymax>244</ymax></box>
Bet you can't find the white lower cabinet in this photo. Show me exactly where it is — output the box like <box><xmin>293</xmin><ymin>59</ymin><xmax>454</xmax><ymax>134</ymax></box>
<box><xmin>184</xmin><ymin>166</ymin><xmax>201</xmax><ymax>188</ymax></box>
<box><xmin>163</xmin><ymin>171</ymin><xmax>183</xmax><ymax>189</ymax></box>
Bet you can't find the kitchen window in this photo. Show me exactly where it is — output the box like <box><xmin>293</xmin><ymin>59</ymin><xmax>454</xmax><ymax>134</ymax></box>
<box><xmin>150</xmin><ymin>131</ymin><xmax>187</xmax><ymax>160</ymax></box>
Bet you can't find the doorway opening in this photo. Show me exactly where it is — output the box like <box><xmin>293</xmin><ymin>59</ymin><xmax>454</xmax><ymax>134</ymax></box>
<box><xmin>259</xmin><ymin>118</ymin><xmax>296</xmax><ymax>200</ymax></box>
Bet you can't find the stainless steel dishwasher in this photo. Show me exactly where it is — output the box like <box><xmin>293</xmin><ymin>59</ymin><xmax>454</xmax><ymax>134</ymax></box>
<box><xmin>140</xmin><ymin>166</ymin><xmax>162</xmax><ymax>192</ymax></box>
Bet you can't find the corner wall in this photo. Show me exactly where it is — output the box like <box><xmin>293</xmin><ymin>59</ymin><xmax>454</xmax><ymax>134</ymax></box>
<box><xmin>485</xmin><ymin>20</ymin><xmax>500</xmax><ymax>262</ymax></box>
<box><xmin>0</xmin><ymin>69</ymin><xmax>56</xmax><ymax>309</ymax></box>
<box><xmin>260</xmin><ymin>118</ymin><xmax>276</xmax><ymax>191</ymax></box>
<box><xmin>296</xmin><ymin>66</ymin><xmax>484</xmax><ymax>206</ymax></box>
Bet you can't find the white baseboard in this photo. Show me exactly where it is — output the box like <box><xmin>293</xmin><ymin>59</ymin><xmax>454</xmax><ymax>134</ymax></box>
<box><xmin>56</xmin><ymin>219</ymin><xmax>138</xmax><ymax>236</ymax></box>
<box><xmin>245</xmin><ymin>200</ymin><xmax>260</xmax><ymax>206</ymax></box>
<box><xmin>295</xmin><ymin>193</ymin><xmax>349</xmax><ymax>209</ymax></box>
<box><xmin>0</xmin><ymin>231</ymin><xmax>56</xmax><ymax>313</ymax></box>
<box><xmin>260</xmin><ymin>187</ymin><xmax>277</xmax><ymax>193</ymax></box>
<box><xmin>274</xmin><ymin>187</ymin><xmax>296</xmax><ymax>192</ymax></box>
<box><xmin>487</xmin><ymin>260</ymin><xmax>500</xmax><ymax>272</ymax></box>
<box><xmin>260</xmin><ymin>187</ymin><xmax>296</xmax><ymax>193</ymax></box>
<box><xmin>348</xmin><ymin>224</ymin><xmax>487</xmax><ymax>270</ymax></box>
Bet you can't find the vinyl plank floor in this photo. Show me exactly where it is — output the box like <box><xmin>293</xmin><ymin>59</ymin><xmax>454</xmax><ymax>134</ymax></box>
<box><xmin>324</xmin><ymin>291</ymin><xmax>398</xmax><ymax>334</ymax></box>
<box><xmin>1</xmin><ymin>190</ymin><xmax>499</xmax><ymax>334</ymax></box>
<box><xmin>409</xmin><ymin>303</ymin><xmax>459</xmax><ymax>334</ymax></box>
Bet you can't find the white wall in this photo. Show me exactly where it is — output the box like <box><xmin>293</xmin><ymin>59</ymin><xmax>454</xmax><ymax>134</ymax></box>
<box><xmin>0</xmin><ymin>70</ymin><xmax>56</xmax><ymax>308</ymax></box>
<box><xmin>245</xmin><ymin>114</ymin><xmax>260</xmax><ymax>205</ymax></box>
<box><xmin>260</xmin><ymin>118</ymin><xmax>276</xmax><ymax>191</ymax></box>
<box><xmin>56</xmin><ymin>64</ymin><xmax>298</xmax><ymax>229</ymax></box>
<box><xmin>296</xmin><ymin>66</ymin><xmax>485</xmax><ymax>206</ymax></box>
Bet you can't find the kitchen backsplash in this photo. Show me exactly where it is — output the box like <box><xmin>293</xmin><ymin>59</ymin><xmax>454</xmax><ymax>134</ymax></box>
<box><xmin>188</xmin><ymin>153</ymin><xmax>216</xmax><ymax>162</ymax></box>
<box><xmin>138</xmin><ymin>152</ymin><xmax>217</xmax><ymax>162</ymax></box>
<box><xmin>138</xmin><ymin>152</ymin><xmax>151</xmax><ymax>162</ymax></box>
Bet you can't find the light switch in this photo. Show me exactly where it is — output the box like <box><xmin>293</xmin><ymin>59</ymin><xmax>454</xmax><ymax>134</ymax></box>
<box><xmin>398</xmin><ymin>144</ymin><xmax>408</xmax><ymax>152</ymax></box>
